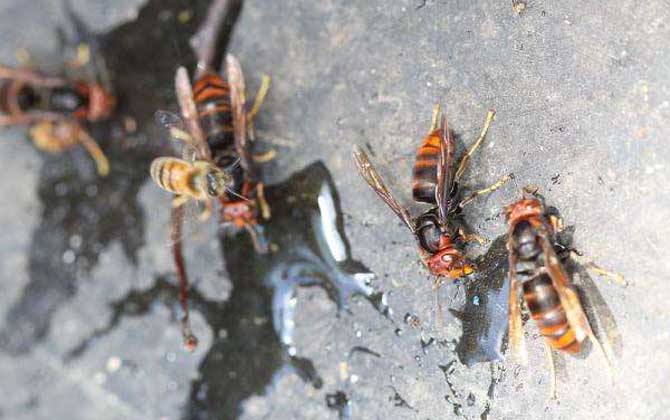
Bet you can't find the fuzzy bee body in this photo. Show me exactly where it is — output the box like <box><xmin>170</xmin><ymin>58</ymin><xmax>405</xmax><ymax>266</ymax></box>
<box><xmin>150</xmin><ymin>157</ymin><xmax>232</xmax><ymax>201</ymax></box>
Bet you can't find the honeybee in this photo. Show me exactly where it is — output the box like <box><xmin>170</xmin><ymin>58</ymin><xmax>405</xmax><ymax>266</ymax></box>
<box><xmin>353</xmin><ymin>105</ymin><xmax>508</xmax><ymax>284</ymax></box>
<box><xmin>0</xmin><ymin>4</ymin><xmax>115</xmax><ymax>176</ymax></box>
<box><xmin>150</xmin><ymin>156</ymin><xmax>232</xmax><ymax>204</ymax></box>
<box><xmin>505</xmin><ymin>188</ymin><xmax>617</xmax><ymax>397</ymax></box>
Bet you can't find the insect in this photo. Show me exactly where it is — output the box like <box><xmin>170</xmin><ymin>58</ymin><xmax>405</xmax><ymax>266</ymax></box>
<box><xmin>0</xmin><ymin>5</ymin><xmax>115</xmax><ymax>176</ymax></box>
<box><xmin>150</xmin><ymin>0</ymin><xmax>272</xmax><ymax>351</ymax></box>
<box><xmin>189</xmin><ymin>0</ymin><xmax>272</xmax><ymax>250</ymax></box>
<box><xmin>353</xmin><ymin>105</ymin><xmax>508</xmax><ymax>284</ymax></box>
<box><xmin>505</xmin><ymin>189</ymin><xmax>616</xmax><ymax>397</ymax></box>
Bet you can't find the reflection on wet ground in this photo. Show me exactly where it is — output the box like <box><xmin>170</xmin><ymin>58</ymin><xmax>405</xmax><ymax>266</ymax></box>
<box><xmin>67</xmin><ymin>161</ymin><xmax>389</xmax><ymax>419</ymax></box>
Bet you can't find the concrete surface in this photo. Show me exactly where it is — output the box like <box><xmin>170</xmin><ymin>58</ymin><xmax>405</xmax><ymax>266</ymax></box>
<box><xmin>1</xmin><ymin>0</ymin><xmax>669</xmax><ymax>419</ymax></box>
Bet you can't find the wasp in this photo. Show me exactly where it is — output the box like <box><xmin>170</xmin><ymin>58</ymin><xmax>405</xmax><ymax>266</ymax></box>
<box><xmin>505</xmin><ymin>188</ymin><xmax>618</xmax><ymax>397</ymax></box>
<box><xmin>149</xmin><ymin>0</ymin><xmax>272</xmax><ymax>351</ymax></box>
<box><xmin>0</xmin><ymin>5</ymin><xmax>116</xmax><ymax>176</ymax></box>
<box><xmin>353</xmin><ymin>105</ymin><xmax>508</xmax><ymax>284</ymax></box>
<box><xmin>188</xmin><ymin>0</ymin><xmax>272</xmax><ymax>249</ymax></box>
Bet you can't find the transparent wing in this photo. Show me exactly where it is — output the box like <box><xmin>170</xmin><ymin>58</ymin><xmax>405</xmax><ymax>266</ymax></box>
<box><xmin>352</xmin><ymin>145</ymin><xmax>415</xmax><ymax>234</ymax></box>
<box><xmin>225</xmin><ymin>54</ymin><xmax>249</xmax><ymax>171</ymax></box>
<box><xmin>537</xmin><ymin>230</ymin><xmax>593</xmax><ymax>346</ymax></box>
<box><xmin>175</xmin><ymin>66</ymin><xmax>211</xmax><ymax>161</ymax></box>
<box><xmin>151</xmin><ymin>198</ymin><xmax>217</xmax><ymax>249</ymax></box>
<box><xmin>436</xmin><ymin>117</ymin><xmax>456</xmax><ymax>225</ymax></box>
<box><xmin>506</xmin><ymin>242</ymin><xmax>528</xmax><ymax>365</ymax></box>
<box><xmin>154</xmin><ymin>110</ymin><xmax>198</xmax><ymax>161</ymax></box>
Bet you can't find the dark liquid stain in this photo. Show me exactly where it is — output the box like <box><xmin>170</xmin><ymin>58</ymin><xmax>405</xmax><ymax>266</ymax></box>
<box><xmin>439</xmin><ymin>360</ymin><xmax>465</xmax><ymax>418</ymax></box>
<box><xmin>68</xmin><ymin>162</ymin><xmax>388</xmax><ymax>420</ymax></box>
<box><xmin>480</xmin><ymin>364</ymin><xmax>504</xmax><ymax>420</ymax></box>
<box><xmin>451</xmin><ymin>235</ymin><xmax>510</xmax><ymax>367</ymax></box>
<box><xmin>0</xmin><ymin>0</ymin><xmax>211</xmax><ymax>354</ymax></box>
<box><xmin>189</xmin><ymin>161</ymin><xmax>387</xmax><ymax>418</ymax></box>
<box><xmin>326</xmin><ymin>391</ymin><xmax>352</xmax><ymax>420</ymax></box>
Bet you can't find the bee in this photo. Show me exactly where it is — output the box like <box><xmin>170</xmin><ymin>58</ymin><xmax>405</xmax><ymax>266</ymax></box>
<box><xmin>0</xmin><ymin>5</ymin><xmax>116</xmax><ymax>176</ymax></box>
<box><xmin>150</xmin><ymin>157</ymin><xmax>232</xmax><ymax>207</ymax></box>
<box><xmin>353</xmin><ymin>105</ymin><xmax>508</xmax><ymax>283</ymax></box>
<box><xmin>505</xmin><ymin>189</ymin><xmax>616</xmax><ymax>397</ymax></box>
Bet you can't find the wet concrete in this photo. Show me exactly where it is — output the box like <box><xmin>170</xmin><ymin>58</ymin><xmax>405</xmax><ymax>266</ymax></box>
<box><xmin>1</xmin><ymin>0</ymin><xmax>670</xmax><ymax>419</ymax></box>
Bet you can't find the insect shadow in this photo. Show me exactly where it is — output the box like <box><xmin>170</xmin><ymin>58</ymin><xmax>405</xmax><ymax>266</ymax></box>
<box><xmin>67</xmin><ymin>161</ymin><xmax>389</xmax><ymax>420</ymax></box>
<box><xmin>452</xmin><ymin>222</ymin><xmax>622</xmax><ymax>368</ymax></box>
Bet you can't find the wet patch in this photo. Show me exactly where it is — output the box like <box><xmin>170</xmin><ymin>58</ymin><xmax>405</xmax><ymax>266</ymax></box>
<box><xmin>68</xmin><ymin>161</ymin><xmax>389</xmax><ymax>419</ymax></box>
<box><xmin>451</xmin><ymin>235</ymin><xmax>510</xmax><ymax>367</ymax></box>
<box><xmin>0</xmin><ymin>0</ymin><xmax>212</xmax><ymax>355</ymax></box>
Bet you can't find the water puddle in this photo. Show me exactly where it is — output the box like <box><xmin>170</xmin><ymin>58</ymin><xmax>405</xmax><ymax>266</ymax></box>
<box><xmin>68</xmin><ymin>161</ymin><xmax>389</xmax><ymax>419</ymax></box>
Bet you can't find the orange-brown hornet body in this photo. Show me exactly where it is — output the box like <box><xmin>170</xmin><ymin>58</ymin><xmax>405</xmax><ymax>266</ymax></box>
<box><xmin>0</xmin><ymin>71</ymin><xmax>115</xmax><ymax>125</ymax></box>
<box><xmin>191</xmin><ymin>59</ymin><xmax>270</xmax><ymax>252</ymax></box>
<box><xmin>411</xmin><ymin>123</ymin><xmax>474</xmax><ymax>279</ymax></box>
<box><xmin>354</xmin><ymin>107</ymin><xmax>501</xmax><ymax>282</ymax></box>
<box><xmin>0</xmin><ymin>66</ymin><xmax>115</xmax><ymax>176</ymax></box>
<box><xmin>505</xmin><ymin>192</ymin><xmax>614</xmax><ymax>396</ymax></box>
<box><xmin>0</xmin><ymin>0</ymin><xmax>116</xmax><ymax>177</ymax></box>
<box><xmin>506</xmin><ymin>198</ymin><xmax>584</xmax><ymax>353</ymax></box>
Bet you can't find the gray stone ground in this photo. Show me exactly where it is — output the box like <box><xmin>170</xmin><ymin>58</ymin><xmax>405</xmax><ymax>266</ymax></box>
<box><xmin>1</xmin><ymin>0</ymin><xmax>669</xmax><ymax>419</ymax></box>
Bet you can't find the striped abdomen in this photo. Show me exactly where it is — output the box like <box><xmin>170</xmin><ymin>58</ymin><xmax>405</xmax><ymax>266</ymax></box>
<box><xmin>192</xmin><ymin>72</ymin><xmax>234</xmax><ymax>150</ymax></box>
<box><xmin>1</xmin><ymin>81</ymin><xmax>39</xmax><ymax>116</ymax></box>
<box><xmin>523</xmin><ymin>275</ymin><xmax>582</xmax><ymax>354</ymax></box>
<box><xmin>412</xmin><ymin>129</ymin><xmax>441</xmax><ymax>204</ymax></box>
<box><xmin>150</xmin><ymin>157</ymin><xmax>198</xmax><ymax>197</ymax></box>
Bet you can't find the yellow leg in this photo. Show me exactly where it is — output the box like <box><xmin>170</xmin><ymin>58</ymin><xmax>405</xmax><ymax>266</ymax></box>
<box><xmin>585</xmin><ymin>262</ymin><xmax>626</xmax><ymax>286</ymax></box>
<box><xmin>15</xmin><ymin>48</ymin><xmax>32</xmax><ymax>66</ymax></box>
<box><xmin>430</xmin><ymin>103</ymin><xmax>441</xmax><ymax>131</ymax></box>
<box><xmin>458</xmin><ymin>174</ymin><xmax>510</xmax><ymax>208</ymax></box>
<box><xmin>570</xmin><ymin>252</ymin><xmax>627</xmax><ymax>286</ymax></box>
<box><xmin>455</xmin><ymin>109</ymin><xmax>496</xmax><ymax>180</ymax></box>
<box><xmin>252</xmin><ymin>149</ymin><xmax>277</xmax><ymax>163</ymax></box>
<box><xmin>256</xmin><ymin>183</ymin><xmax>271</xmax><ymax>220</ymax></box>
<box><xmin>458</xmin><ymin>227</ymin><xmax>487</xmax><ymax>245</ymax></box>
<box><xmin>246</xmin><ymin>74</ymin><xmax>271</xmax><ymax>140</ymax></box>
<box><xmin>548</xmin><ymin>214</ymin><xmax>565</xmax><ymax>233</ymax></box>
<box><xmin>544</xmin><ymin>342</ymin><xmax>557</xmax><ymax>400</ymax></box>
<box><xmin>66</xmin><ymin>43</ymin><xmax>91</xmax><ymax>69</ymax></box>
<box><xmin>77</xmin><ymin>127</ymin><xmax>110</xmax><ymax>176</ymax></box>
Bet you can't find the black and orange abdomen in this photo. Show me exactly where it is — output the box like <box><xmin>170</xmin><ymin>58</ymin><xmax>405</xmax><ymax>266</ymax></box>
<box><xmin>1</xmin><ymin>81</ymin><xmax>39</xmax><ymax>116</ymax></box>
<box><xmin>412</xmin><ymin>129</ymin><xmax>441</xmax><ymax>204</ymax></box>
<box><xmin>192</xmin><ymin>72</ymin><xmax>234</xmax><ymax>150</ymax></box>
<box><xmin>523</xmin><ymin>275</ymin><xmax>582</xmax><ymax>354</ymax></box>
